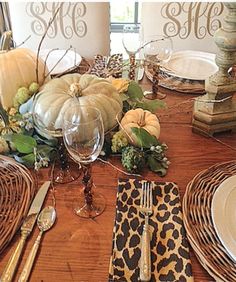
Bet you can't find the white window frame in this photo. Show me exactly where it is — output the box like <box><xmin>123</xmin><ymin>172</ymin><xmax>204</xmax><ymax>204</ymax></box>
<box><xmin>110</xmin><ymin>2</ymin><xmax>139</xmax><ymax>33</ymax></box>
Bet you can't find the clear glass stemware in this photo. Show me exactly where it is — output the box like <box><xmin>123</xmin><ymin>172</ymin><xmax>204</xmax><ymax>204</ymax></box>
<box><xmin>32</xmin><ymin>96</ymin><xmax>80</xmax><ymax>184</ymax></box>
<box><xmin>63</xmin><ymin>105</ymin><xmax>105</xmax><ymax>218</ymax></box>
<box><xmin>143</xmin><ymin>35</ymin><xmax>173</xmax><ymax>99</ymax></box>
<box><xmin>122</xmin><ymin>24</ymin><xmax>142</xmax><ymax>80</ymax></box>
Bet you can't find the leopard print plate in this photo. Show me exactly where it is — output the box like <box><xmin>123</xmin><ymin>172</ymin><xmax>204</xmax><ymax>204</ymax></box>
<box><xmin>108</xmin><ymin>178</ymin><xmax>193</xmax><ymax>282</ymax></box>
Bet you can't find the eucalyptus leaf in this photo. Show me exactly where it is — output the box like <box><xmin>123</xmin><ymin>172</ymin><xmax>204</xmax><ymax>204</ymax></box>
<box><xmin>11</xmin><ymin>134</ymin><xmax>37</xmax><ymax>154</ymax></box>
<box><xmin>135</xmin><ymin>99</ymin><xmax>166</xmax><ymax>113</ymax></box>
<box><xmin>37</xmin><ymin>144</ymin><xmax>55</xmax><ymax>155</ymax></box>
<box><xmin>131</xmin><ymin>127</ymin><xmax>158</xmax><ymax>148</ymax></box>
<box><xmin>14</xmin><ymin>153</ymin><xmax>35</xmax><ymax>167</ymax></box>
<box><xmin>13</xmin><ymin>145</ymin><xmax>55</xmax><ymax>167</ymax></box>
<box><xmin>127</xmin><ymin>81</ymin><xmax>144</xmax><ymax>100</ymax></box>
<box><xmin>147</xmin><ymin>156</ymin><xmax>167</xmax><ymax>176</ymax></box>
<box><xmin>33</xmin><ymin>134</ymin><xmax>58</xmax><ymax>147</ymax></box>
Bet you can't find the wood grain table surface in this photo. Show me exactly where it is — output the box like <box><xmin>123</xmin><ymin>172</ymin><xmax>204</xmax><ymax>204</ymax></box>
<box><xmin>0</xmin><ymin>77</ymin><xmax>236</xmax><ymax>282</ymax></box>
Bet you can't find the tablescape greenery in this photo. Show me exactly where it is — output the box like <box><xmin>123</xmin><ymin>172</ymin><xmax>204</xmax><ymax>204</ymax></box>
<box><xmin>0</xmin><ymin>73</ymin><xmax>170</xmax><ymax>176</ymax></box>
<box><xmin>0</xmin><ymin>82</ymin><xmax>57</xmax><ymax>169</ymax></box>
<box><xmin>103</xmin><ymin>78</ymin><xmax>170</xmax><ymax>176</ymax></box>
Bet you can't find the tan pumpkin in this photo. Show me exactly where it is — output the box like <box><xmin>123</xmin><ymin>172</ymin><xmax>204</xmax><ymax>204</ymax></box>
<box><xmin>33</xmin><ymin>73</ymin><xmax>123</xmax><ymax>133</ymax></box>
<box><xmin>0</xmin><ymin>32</ymin><xmax>47</xmax><ymax>109</ymax></box>
<box><xmin>120</xmin><ymin>108</ymin><xmax>160</xmax><ymax>146</ymax></box>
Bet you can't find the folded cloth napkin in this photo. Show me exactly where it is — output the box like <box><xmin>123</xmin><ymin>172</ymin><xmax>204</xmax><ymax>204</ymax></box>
<box><xmin>108</xmin><ymin>178</ymin><xmax>194</xmax><ymax>282</ymax></box>
<box><xmin>90</xmin><ymin>54</ymin><xmax>123</xmax><ymax>78</ymax></box>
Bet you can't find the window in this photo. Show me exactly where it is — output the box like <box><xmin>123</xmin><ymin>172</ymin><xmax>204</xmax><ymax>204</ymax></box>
<box><xmin>110</xmin><ymin>2</ymin><xmax>140</xmax><ymax>33</ymax></box>
<box><xmin>110</xmin><ymin>2</ymin><xmax>141</xmax><ymax>55</ymax></box>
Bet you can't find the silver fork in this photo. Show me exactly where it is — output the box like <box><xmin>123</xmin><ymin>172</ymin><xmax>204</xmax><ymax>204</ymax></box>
<box><xmin>139</xmin><ymin>181</ymin><xmax>153</xmax><ymax>282</ymax></box>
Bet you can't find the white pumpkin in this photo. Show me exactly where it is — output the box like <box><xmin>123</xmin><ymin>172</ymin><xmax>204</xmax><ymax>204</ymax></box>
<box><xmin>120</xmin><ymin>108</ymin><xmax>160</xmax><ymax>146</ymax></box>
<box><xmin>0</xmin><ymin>32</ymin><xmax>47</xmax><ymax>109</ymax></box>
<box><xmin>33</xmin><ymin>73</ymin><xmax>123</xmax><ymax>133</ymax></box>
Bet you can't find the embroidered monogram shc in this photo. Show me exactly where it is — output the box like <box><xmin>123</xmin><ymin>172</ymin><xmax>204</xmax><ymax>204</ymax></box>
<box><xmin>26</xmin><ymin>2</ymin><xmax>87</xmax><ymax>39</ymax></box>
<box><xmin>161</xmin><ymin>2</ymin><xmax>224</xmax><ymax>39</ymax></box>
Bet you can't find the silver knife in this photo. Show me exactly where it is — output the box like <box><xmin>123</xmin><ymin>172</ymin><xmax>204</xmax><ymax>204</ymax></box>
<box><xmin>1</xmin><ymin>181</ymin><xmax>51</xmax><ymax>282</ymax></box>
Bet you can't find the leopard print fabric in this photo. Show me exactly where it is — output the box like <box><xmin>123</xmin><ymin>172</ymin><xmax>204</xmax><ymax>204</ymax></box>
<box><xmin>109</xmin><ymin>178</ymin><xmax>193</xmax><ymax>282</ymax></box>
<box><xmin>90</xmin><ymin>54</ymin><xmax>123</xmax><ymax>78</ymax></box>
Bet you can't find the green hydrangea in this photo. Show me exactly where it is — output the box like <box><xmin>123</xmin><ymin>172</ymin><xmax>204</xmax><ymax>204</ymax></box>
<box><xmin>111</xmin><ymin>130</ymin><xmax>129</xmax><ymax>153</ymax></box>
<box><xmin>14</xmin><ymin>87</ymin><xmax>30</xmax><ymax>105</ymax></box>
<box><xmin>121</xmin><ymin>146</ymin><xmax>145</xmax><ymax>173</ymax></box>
<box><xmin>29</xmin><ymin>82</ymin><xmax>39</xmax><ymax>94</ymax></box>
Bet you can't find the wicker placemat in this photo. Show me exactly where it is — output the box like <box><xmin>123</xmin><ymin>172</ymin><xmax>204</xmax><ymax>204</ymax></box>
<box><xmin>0</xmin><ymin>155</ymin><xmax>36</xmax><ymax>254</ymax></box>
<box><xmin>183</xmin><ymin>161</ymin><xmax>236</xmax><ymax>282</ymax></box>
<box><xmin>145</xmin><ymin>65</ymin><xmax>206</xmax><ymax>94</ymax></box>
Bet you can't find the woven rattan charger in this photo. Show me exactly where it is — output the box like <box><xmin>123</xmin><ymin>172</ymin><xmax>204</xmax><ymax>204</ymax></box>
<box><xmin>183</xmin><ymin>161</ymin><xmax>236</xmax><ymax>282</ymax></box>
<box><xmin>145</xmin><ymin>64</ymin><xmax>206</xmax><ymax>94</ymax></box>
<box><xmin>0</xmin><ymin>155</ymin><xmax>36</xmax><ymax>255</ymax></box>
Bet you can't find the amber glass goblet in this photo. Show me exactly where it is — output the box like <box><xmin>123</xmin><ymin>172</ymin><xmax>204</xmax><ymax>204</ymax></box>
<box><xmin>143</xmin><ymin>35</ymin><xmax>173</xmax><ymax>99</ymax></box>
<box><xmin>63</xmin><ymin>105</ymin><xmax>105</xmax><ymax>218</ymax></box>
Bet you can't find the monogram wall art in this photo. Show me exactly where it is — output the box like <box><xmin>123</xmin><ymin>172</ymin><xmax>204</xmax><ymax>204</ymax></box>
<box><xmin>141</xmin><ymin>2</ymin><xmax>226</xmax><ymax>53</ymax></box>
<box><xmin>8</xmin><ymin>2</ymin><xmax>110</xmax><ymax>58</ymax></box>
<box><xmin>161</xmin><ymin>2</ymin><xmax>224</xmax><ymax>39</ymax></box>
<box><xmin>26</xmin><ymin>2</ymin><xmax>87</xmax><ymax>39</ymax></box>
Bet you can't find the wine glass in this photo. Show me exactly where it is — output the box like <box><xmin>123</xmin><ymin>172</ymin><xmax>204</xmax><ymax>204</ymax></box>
<box><xmin>32</xmin><ymin>95</ymin><xmax>81</xmax><ymax>184</ymax></box>
<box><xmin>63</xmin><ymin>105</ymin><xmax>105</xmax><ymax>218</ymax></box>
<box><xmin>143</xmin><ymin>34</ymin><xmax>173</xmax><ymax>99</ymax></box>
<box><xmin>122</xmin><ymin>24</ymin><xmax>142</xmax><ymax>80</ymax></box>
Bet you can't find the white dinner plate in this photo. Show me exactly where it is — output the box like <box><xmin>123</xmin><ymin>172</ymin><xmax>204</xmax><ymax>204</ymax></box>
<box><xmin>39</xmin><ymin>49</ymin><xmax>82</xmax><ymax>75</ymax></box>
<box><xmin>162</xmin><ymin>50</ymin><xmax>218</xmax><ymax>81</ymax></box>
<box><xmin>211</xmin><ymin>174</ymin><xmax>236</xmax><ymax>262</ymax></box>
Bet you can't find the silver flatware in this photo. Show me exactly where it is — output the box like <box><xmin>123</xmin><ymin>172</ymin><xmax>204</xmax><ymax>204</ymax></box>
<box><xmin>139</xmin><ymin>181</ymin><xmax>153</xmax><ymax>282</ymax></box>
<box><xmin>18</xmin><ymin>206</ymin><xmax>56</xmax><ymax>282</ymax></box>
<box><xmin>1</xmin><ymin>181</ymin><xmax>51</xmax><ymax>282</ymax></box>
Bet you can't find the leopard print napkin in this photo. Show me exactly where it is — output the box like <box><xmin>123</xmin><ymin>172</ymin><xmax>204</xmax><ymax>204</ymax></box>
<box><xmin>108</xmin><ymin>178</ymin><xmax>194</xmax><ymax>282</ymax></box>
<box><xmin>90</xmin><ymin>54</ymin><xmax>123</xmax><ymax>78</ymax></box>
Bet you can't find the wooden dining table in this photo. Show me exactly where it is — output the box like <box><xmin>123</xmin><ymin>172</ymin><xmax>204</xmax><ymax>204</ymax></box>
<box><xmin>0</xmin><ymin>76</ymin><xmax>236</xmax><ymax>282</ymax></box>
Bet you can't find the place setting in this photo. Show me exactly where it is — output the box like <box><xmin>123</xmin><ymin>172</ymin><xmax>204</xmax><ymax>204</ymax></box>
<box><xmin>109</xmin><ymin>178</ymin><xmax>194</xmax><ymax>282</ymax></box>
<box><xmin>183</xmin><ymin>161</ymin><xmax>236</xmax><ymax>282</ymax></box>
<box><xmin>0</xmin><ymin>174</ymin><xmax>56</xmax><ymax>282</ymax></box>
<box><xmin>0</xmin><ymin>2</ymin><xmax>236</xmax><ymax>281</ymax></box>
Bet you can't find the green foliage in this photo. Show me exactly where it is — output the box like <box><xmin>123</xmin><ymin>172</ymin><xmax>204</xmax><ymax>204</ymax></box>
<box><xmin>1</xmin><ymin>112</ymin><xmax>57</xmax><ymax>167</ymax></box>
<box><xmin>11</xmin><ymin>133</ymin><xmax>37</xmax><ymax>154</ymax></box>
<box><xmin>111</xmin><ymin>130</ymin><xmax>129</xmax><ymax>153</ymax></box>
<box><xmin>135</xmin><ymin>99</ymin><xmax>166</xmax><ymax>112</ymax></box>
<box><xmin>14</xmin><ymin>87</ymin><xmax>30</xmax><ymax>106</ymax></box>
<box><xmin>119</xmin><ymin>128</ymin><xmax>169</xmax><ymax>176</ymax></box>
<box><xmin>14</xmin><ymin>145</ymin><xmax>55</xmax><ymax>167</ymax></box>
<box><xmin>127</xmin><ymin>81</ymin><xmax>144</xmax><ymax>100</ymax></box>
<box><xmin>131</xmin><ymin>127</ymin><xmax>159</xmax><ymax>148</ymax></box>
<box><xmin>123</xmin><ymin>80</ymin><xmax>166</xmax><ymax>113</ymax></box>
<box><xmin>29</xmin><ymin>82</ymin><xmax>39</xmax><ymax>94</ymax></box>
<box><xmin>147</xmin><ymin>156</ymin><xmax>167</xmax><ymax>177</ymax></box>
<box><xmin>121</xmin><ymin>146</ymin><xmax>145</xmax><ymax>173</ymax></box>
